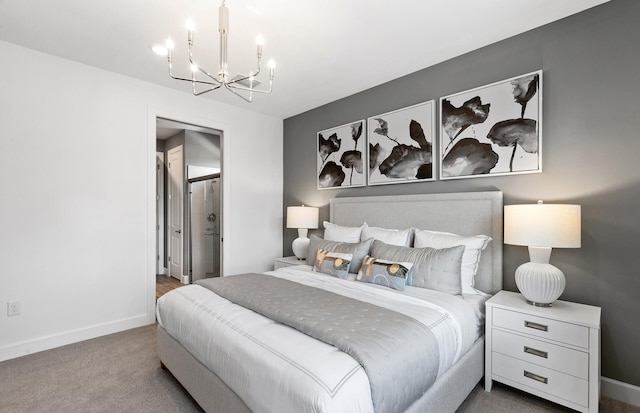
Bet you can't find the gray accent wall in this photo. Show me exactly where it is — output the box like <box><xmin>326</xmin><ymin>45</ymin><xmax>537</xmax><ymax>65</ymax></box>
<box><xmin>283</xmin><ymin>0</ymin><xmax>640</xmax><ymax>386</ymax></box>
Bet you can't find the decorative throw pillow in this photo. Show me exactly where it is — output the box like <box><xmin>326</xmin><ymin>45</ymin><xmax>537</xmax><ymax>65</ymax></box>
<box><xmin>370</xmin><ymin>240</ymin><xmax>465</xmax><ymax>295</ymax></box>
<box><xmin>313</xmin><ymin>250</ymin><xmax>353</xmax><ymax>279</ymax></box>
<box><xmin>323</xmin><ymin>221</ymin><xmax>364</xmax><ymax>243</ymax></box>
<box><xmin>306</xmin><ymin>236</ymin><xmax>374</xmax><ymax>273</ymax></box>
<box><xmin>413</xmin><ymin>229</ymin><xmax>491</xmax><ymax>295</ymax></box>
<box><xmin>356</xmin><ymin>255</ymin><xmax>413</xmax><ymax>291</ymax></box>
<box><xmin>361</xmin><ymin>223</ymin><xmax>413</xmax><ymax>247</ymax></box>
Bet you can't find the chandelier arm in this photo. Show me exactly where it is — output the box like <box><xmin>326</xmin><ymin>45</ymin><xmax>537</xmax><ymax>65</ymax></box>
<box><xmin>227</xmin><ymin>65</ymin><xmax>262</xmax><ymax>86</ymax></box>
<box><xmin>159</xmin><ymin>0</ymin><xmax>275</xmax><ymax>102</ymax></box>
<box><xmin>224</xmin><ymin>83</ymin><xmax>253</xmax><ymax>103</ymax></box>
<box><xmin>187</xmin><ymin>50</ymin><xmax>223</xmax><ymax>85</ymax></box>
<box><xmin>227</xmin><ymin>82</ymin><xmax>273</xmax><ymax>94</ymax></box>
<box><xmin>168</xmin><ymin>73</ymin><xmax>222</xmax><ymax>87</ymax></box>
<box><xmin>169</xmin><ymin>59</ymin><xmax>221</xmax><ymax>86</ymax></box>
<box><xmin>193</xmin><ymin>84</ymin><xmax>223</xmax><ymax>96</ymax></box>
<box><xmin>196</xmin><ymin>67</ymin><xmax>223</xmax><ymax>84</ymax></box>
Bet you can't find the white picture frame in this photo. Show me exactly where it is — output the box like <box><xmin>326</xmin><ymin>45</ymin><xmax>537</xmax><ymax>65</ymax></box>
<box><xmin>439</xmin><ymin>70</ymin><xmax>542</xmax><ymax>180</ymax></box>
<box><xmin>367</xmin><ymin>100</ymin><xmax>436</xmax><ymax>186</ymax></box>
<box><xmin>317</xmin><ymin>120</ymin><xmax>366</xmax><ymax>190</ymax></box>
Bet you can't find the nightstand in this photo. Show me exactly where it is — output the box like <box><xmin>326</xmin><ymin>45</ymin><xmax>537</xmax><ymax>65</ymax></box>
<box><xmin>485</xmin><ymin>291</ymin><xmax>601</xmax><ymax>413</ymax></box>
<box><xmin>274</xmin><ymin>256</ymin><xmax>306</xmax><ymax>270</ymax></box>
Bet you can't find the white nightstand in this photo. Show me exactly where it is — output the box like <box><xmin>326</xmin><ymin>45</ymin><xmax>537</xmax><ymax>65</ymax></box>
<box><xmin>485</xmin><ymin>291</ymin><xmax>601</xmax><ymax>413</ymax></box>
<box><xmin>274</xmin><ymin>256</ymin><xmax>307</xmax><ymax>270</ymax></box>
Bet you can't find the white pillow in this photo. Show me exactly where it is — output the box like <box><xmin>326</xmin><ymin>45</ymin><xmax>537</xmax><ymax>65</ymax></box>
<box><xmin>323</xmin><ymin>221</ymin><xmax>364</xmax><ymax>243</ymax></box>
<box><xmin>414</xmin><ymin>229</ymin><xmax>491</xmax><ymax>294</ymax></box>
<box><xmin>361</xmin><ymin>223</ymin><xmax>413</xmax><ymax>247</ymax></box>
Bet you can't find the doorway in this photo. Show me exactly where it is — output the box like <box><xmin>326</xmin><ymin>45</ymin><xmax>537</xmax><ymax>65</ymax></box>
<box><xmin>155</xmin><ymin>117</ymin><xmax>223</xmax><ymax>285</ymax></box>
<box><xmin>188</xmin><ymin>174</ymin><xmax>221</xmax><ymax>282</ymax></box>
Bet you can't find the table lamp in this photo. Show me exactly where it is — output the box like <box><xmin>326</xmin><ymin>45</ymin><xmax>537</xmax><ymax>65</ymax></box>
<box><xmin>286</xmin><ymin>205</ymin><xmax>319</xmax><ymax>260</ymax></box>
<box><xmin>504</xmin><ymin>201</ymin><xmax>581</xmax><ymax>307</ymax></box>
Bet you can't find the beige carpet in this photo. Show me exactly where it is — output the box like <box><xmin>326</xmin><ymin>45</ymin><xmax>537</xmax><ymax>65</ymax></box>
<box><xmin>0</xmin><ymin>324</ymin><xmax>637</xmax><ymax>413</ymax></box>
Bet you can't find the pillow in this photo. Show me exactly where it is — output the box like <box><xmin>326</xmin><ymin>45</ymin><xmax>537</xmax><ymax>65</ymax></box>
<box><xmin>361</xmin><ymin>223</ymin><xmax>413</xmax><ymax>247</ymax></box>
<box><xmin>323</xmin><ymin>221</ymin><xmax>363</xmax><ymax>243</ymax></box>
<box><xmin>306</xmin><ymin>236</ymin><xmax>374</xmax><ymax>273</ymax></box>
<box><xmin>370</xmin><ymin>240</ymin><xmax>465</xmax><ymax>295</ymax></box>
<box><xmin>413</xmin><ymin>229</ymin><xmax>491</xmax><ymax>295</ymax></box>
<box><xmin>313</xmin><ymin>249</ymin><xmax>353</xmax><ymax>279</ymax></box>
<box><xmin>356</xmin><ymin>256</ymin><xmax>412</xmax><ymax>291</ymax></box>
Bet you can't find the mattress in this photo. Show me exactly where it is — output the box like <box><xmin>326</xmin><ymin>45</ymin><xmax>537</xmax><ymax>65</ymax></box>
<box><xmin>156</xmin><ymin>265</ymin><xmax>485</xmax><ymax>413</ymax></box>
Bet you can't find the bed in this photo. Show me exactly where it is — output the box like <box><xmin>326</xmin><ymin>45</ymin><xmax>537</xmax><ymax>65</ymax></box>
<box><xmin>157</xmin><ymin>191</ymin><xmax>503</xmax><ymax>412</ymax></box>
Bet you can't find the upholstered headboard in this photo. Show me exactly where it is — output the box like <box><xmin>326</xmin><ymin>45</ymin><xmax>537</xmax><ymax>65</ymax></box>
<box><xmin>330</xmin><ymin>191</ymin><xmax>503</xmax><ymax>294</ymax></box>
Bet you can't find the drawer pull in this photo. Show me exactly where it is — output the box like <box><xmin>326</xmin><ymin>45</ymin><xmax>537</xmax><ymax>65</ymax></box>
<box><xmin>524</xmin><ymin>320</ymin><xmax>548</xmax><ymax>332</ymax></box>
<box><xmin>524</xmin><ymin>346</ymin><xmax>548</xmax><ymax>359</ymax></box>
<box><xmin>524</xmin><ymin>370</ymin><xmax>548</xmax><ymax>384</ymax></box>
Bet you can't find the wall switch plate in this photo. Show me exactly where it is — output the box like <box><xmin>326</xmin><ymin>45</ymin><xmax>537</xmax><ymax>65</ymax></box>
<box><xmin>7</xmin><ymin>301</ymin><xmax>21</xmax><ymax>316</ymax></box>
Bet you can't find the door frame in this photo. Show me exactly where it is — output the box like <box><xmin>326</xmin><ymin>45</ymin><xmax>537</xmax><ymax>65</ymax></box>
<box><xmin>147</xmin><ymin>107</ymin><xmax>229</xmax><ymax>323</ymax></box>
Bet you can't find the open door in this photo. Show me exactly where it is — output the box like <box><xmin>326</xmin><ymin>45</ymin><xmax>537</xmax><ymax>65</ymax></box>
<box><xmin>168</xmin><ymin>145</ymin><xmax>184</xmax><ymax>280</ymax></box>
<box><xmin>189</xmin><ymin>174</ymin><xmax>221</xmax><ymax>282</ymax></box>
<box><xmin>156</xmin><ymin>152</ymin><xmax>166</xmax><ymax>275</ymax></box>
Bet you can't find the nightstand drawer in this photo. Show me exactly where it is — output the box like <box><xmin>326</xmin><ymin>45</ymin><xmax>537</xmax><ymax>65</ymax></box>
<box><xmin>493</xmin><ymin>307</ymin><xmax>589</xmax><ymax>348</ymax></box>
<box><xmin>492</xmin><ymin>329</ymin><xmax>588</xmax><ymax>379</ymax></box>
<box><xmin>492</xmin><ymin>352</ymin><xmax>589</xmax><ymax>407</ymax></box>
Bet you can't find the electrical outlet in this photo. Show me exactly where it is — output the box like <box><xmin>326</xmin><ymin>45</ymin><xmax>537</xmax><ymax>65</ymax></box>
<box><xmin>7</xmin><ymin>301</ymin><xmax>21</xmax><ymax>316</ymax></box>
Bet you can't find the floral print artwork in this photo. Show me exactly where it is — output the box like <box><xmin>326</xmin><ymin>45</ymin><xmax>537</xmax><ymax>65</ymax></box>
<box><xmin>367</xmin><ymin>100</ymin><xmax>435</xmax><ymax>185</ymax></box>
<box><xmin>317</xmin><ymin>120</ymin><xmax>365</xmax><ymax>189</ymax></box>
<box><xmin>440</xmin><ymin>71</ymin><xmax>542</xmax><ymax>179</ymax></box>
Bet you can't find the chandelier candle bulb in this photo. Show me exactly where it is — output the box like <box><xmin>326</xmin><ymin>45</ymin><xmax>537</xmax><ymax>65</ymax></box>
<box><xmin>186</xmin><ymin>20</ymin><xmax>195</xmax><ymax>44</ymax></box>
<box><xmin>219</xmin><ymin>2</ymin><xmax>229</xmax><ymax>33</ymax></box>
<box><xmin>268</xmin><ymin>60</ymin><xmax>275</xmax><ymax>79</ymax></box>
<box><xmin>257</xmin><ymin>35</ymin><xmax>264</xmax><ymax>58</ymax></box>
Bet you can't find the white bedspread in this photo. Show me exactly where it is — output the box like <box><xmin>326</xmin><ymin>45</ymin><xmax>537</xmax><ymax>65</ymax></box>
<box><xmin>156</xmin><ymin>265</ymin><xmax>482</xmax><ymax>413</ymax></box>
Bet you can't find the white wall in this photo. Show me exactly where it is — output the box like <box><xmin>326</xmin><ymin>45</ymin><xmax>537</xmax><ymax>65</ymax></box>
<box><xmin>0</xmin><ymin>40</ymin><xmax>283</xmax><ymax>361</ymax></box>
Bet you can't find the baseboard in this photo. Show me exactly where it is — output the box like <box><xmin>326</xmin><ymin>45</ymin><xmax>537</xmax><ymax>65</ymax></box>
<box><xmin>0</xmin><ymin>314</ymin><xmax>152</xmax><ymax>363</ymax></box>
<box><xmin>602</xmin><ymin>377</ymin><xmax>640</xmax><ymax>407</ymax></box>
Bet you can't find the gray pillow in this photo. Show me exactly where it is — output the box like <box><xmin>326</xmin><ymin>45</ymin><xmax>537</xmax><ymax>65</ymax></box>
<box><xmin>356</xmin><ymin>255</ymin><xmax>413</xmax><ymax>291</ymax></box>
<box><xmin>313</xmin><ymin>250</ymin><xmax>353</xmax><ymax>279</ymax></box>
<box><xmin>306</xmin><ymin>236</ymin><xmax>374</xmax><ymax>273</ymax></box>
<box><xmin>370</xmin><ymin>239</ymin><xmax>465</xmax><ymax>295</ymax></box>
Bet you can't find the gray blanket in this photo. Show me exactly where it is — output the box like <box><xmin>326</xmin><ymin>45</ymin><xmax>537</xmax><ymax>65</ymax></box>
<box><xmin>197</xmin><ymin>273</ymin><xmax>440</xmax><ymax>413</ymax></box>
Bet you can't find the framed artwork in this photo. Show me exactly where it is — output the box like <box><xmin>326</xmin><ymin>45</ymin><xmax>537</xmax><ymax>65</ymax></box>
<box><xmin>367</xmin><ymin>100</ymin><xmax>436</xmax><ymax>186</ymax></box>
<box><xmin>317</xmin><ymin>120</ymin><xmax>365</xmax><ymax>190</ymax></box>
<box><xmin>439</xmin><ymin>70</ymin><xmax>542</xmax><ymax>180</ymax></box>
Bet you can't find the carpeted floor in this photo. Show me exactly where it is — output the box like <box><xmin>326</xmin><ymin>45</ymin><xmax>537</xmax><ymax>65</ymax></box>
<box><xmin>0</xmin><ymin>324</ymin><xmax>637</xmax><ymax>413</ymax></box>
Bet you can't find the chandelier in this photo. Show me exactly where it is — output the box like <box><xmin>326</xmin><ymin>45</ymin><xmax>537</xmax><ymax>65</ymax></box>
<box><xmin>153</xmin><ymin>0</ymin><xmax>275</xmax><ymax>103</ymax></box>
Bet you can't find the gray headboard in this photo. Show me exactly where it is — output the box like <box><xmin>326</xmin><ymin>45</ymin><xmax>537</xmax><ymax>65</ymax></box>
<box><xmin>330</xmin><ymin>191</ymin><xmax>503</xmax><ymax>294</ymax></box>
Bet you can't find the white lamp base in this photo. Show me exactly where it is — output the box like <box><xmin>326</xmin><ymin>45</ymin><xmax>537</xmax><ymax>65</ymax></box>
<box><xmin>515</xmin><ymin>246</ymin><xmax>566</xmax><ymax>307</ymax></box>
<box><xmin>291</xmin><ymin>228</ymin><xmax>310</xmax><ymax>260</ymax></box>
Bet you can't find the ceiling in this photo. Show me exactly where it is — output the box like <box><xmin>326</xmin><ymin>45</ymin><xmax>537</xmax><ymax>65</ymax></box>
<box><xmin>0</xmin><ymin>0</ymin><xmax>609</xmax><ymax>119</ymax></box>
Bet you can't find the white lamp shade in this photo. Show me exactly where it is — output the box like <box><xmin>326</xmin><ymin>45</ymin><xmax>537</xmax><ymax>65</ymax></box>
<box><xmin>505</xmin><ymin>202</ymin><xmax>581</xmax><ymax>307</ymax></box>
<box><xmin>286</xmin><ymin>206</ymin><xmax>319</xmax><ymax>229</ymax></box>
<box><xmin>504</xmin><ymin>203</ymin><xmax>581</xmax><ymax>248</ymax></box>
